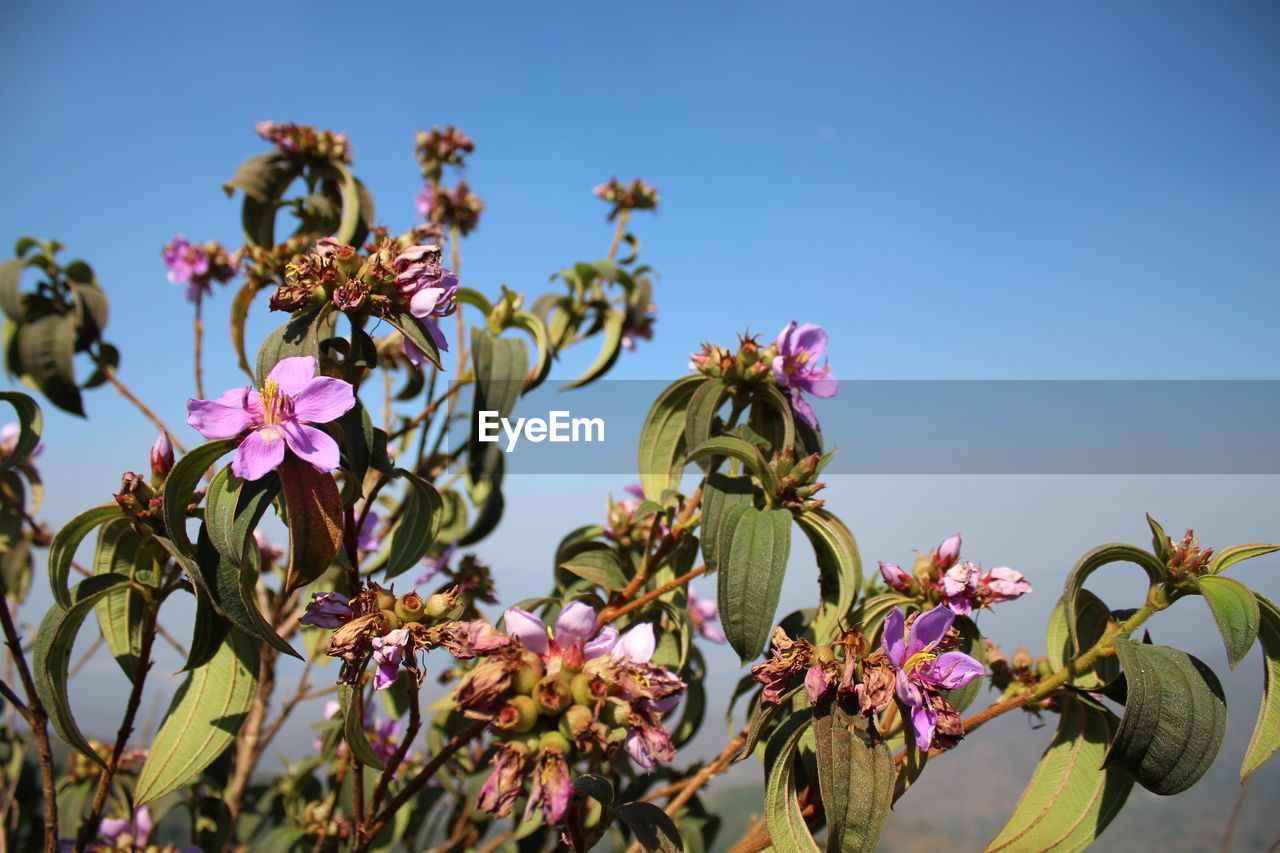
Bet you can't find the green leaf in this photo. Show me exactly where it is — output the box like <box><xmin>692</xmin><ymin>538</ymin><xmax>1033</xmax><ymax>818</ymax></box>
<box><xmin>509</xmin><ymin>310</ymin><xmax>554</xmax><ymax>391</ymax></box>
<box><xmin>637</xmin><ymin>376</ymin><xmax>705</xmax><ymax>501</ymax></box>
<box><xmin>1242</xmin><ymin>594</ymin><xmax>1280</xmax><ymax>782</ymax></box>
<box><xmin>1106</xmin><ymin>635</ymin><xmax>1226</xmax><ymax>795</ymax></box>
<box><xmin>339</xmin><ymin>683</ymin><xmax>386</xmax><ymax>770</ymax></box>
<box><xmin>134</xmin><ymin>628</ymin><xmax>259</xmax><ymax>804</ymax></box>
<box><xmin>469</xmin><ymin>329</ymin><xmax>528</xmax><ymax>482</ymax></box>
<box><xmin>573</xmin><ymin>774</ymin><xmax>615</xmax><ymax>806</ymax></box>
<box><xmin>0</xmin><ymin>259</ymin><xmax>25</xmax><ymax>322</ymax></box>
<box><xmin>256</xmin><ymin>307</ymin><xmax>331</xmax><ymax>386</ymax></box>
<box><xmin>1045</xmin><ymin>589</ymin><xmax>1121</xmax><ymax>690</ymax></box>
<box><xmin>718</xmin><ymin>507</ymin><xmax>793</xmax><ymax>664</ymax></box>
<box><xmin>204</xmin><ymin>466</ymin><xmax>279</xmax><ymax>570</ymax></box>
<box><xmin>700</xmin><ymin>472</ymin><xmax>754</xmax><ymax>576</ymax></box>
<box><xmin>1209</xmin><ymin>543</ymin><xmax>1280</xmax><ymax>576</ymax></box>
<box><xmin>47</xmin><ymin>504</ymin><xmax>122</xmax><ymax>609</ymax></box>
<box><xmin>386</xmin><ymin>308</ymin><xmax>443</xmax><ymax>371</ymax></box>
<box><xmin>1062</xmin><ymin>543</ymin><xmax>1165</xmax><ymax>655</ymax></box>
<box><xmin>0</xmin><ymin>391</ymin><xmax>41</xmax><ymax>470</ymax></box>
<box><xmin>683</xmin><ymin>381</ymin><xmax>728</xmax><ymax>467</ymax></box>
<box><xmin>1196</xmin><ymin>575</ymin><xmax>1259</xmax><ymax>671</ymax></box>
<box><xmin>986</xmin><ymin>696</ymin><xmax>1133</xmax><ymax>852</ymax></box>
<box><xmin>749</xmin><ymin>383</ymin><xmax>797</xmax><ymax>459</ymax></box>
<box><xmin>223</xmin><ymin>152</ymin><xmax>284</xmax><ymax>201</ymax></box>
<box><xmin>812</xmin><ymin>701</ymin><xmax>893</xmax><ymax>853</ymax></box>
<box><xmin>686</xmin><ymin>436</ymin><xmax>780</xmax><ymax>498</ymax></box>
<box><xmin>763</xmin><ymin>710</ymin><xmax>820</xmax><ymax>853</ymax></box>
<box><xmin>615</xmin><ymin>801</ymin><xmax>684</xmax><ymax>853</ymax></box>
<box><xmin>1145</xmin><ymin>514</ymin><xmax>1173</xmax><ymax>563</ymax></box>
<box><xmin>278</xmin><ymin>455</ymin><xmax>343</xmax><ymax>592</ymax></box>
<box><xmin>795</xmin><ymin>509</ymin><xmax>861</xmax><ymax>645</ymax></box>
<box><xmin>16</xmin><ymin>312</ymin><xmax>82</xmax><ymax>415</ymax></box>
<box><xmin>380</xmin><ymin>468</ymin><xmax>443</xmax><ymax>580</ymax></box>
<box><xmin>560</xmin><ymin>308</ymin><xmax>624</xmax><ymax>390</ymax></box>
<box><xmin>93</xmin><ymin>519</ymin><xmax>158</xmax><ymax>680</ymax></box>
<box><xmin>161</xmin><ymin>437</ymin><xmax>241</xmax><ymax>557</ymax></box>
<box><xmin>560</xmin><ymin>548</ymin><xmax>628</xmax><ymax>591</ymax></box>
<box><xmin>33</xmin><ymin>574</ymin><xmax>134</xmax><ymax>764</ymax></box>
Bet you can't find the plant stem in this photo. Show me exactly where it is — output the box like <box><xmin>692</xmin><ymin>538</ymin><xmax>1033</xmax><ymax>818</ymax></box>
<box><xmin>606</xmin><ymin>565</ymin><xmax>707</xmax><ymax>625</ymax></box>
<box><xmin>599</xmin><ymin>484</ymin><xmax>705</xmax><ymax>624</ymax></box>
<box><xmin>607</xmin><ymin>210</ymin><xmax>631</xmax><ymax>261</ymax></box>
<box><xmin>90</xmin><ymin>350</ymin><xmax>187</xmax><ymax>454</ymax></box>
<box><xmin>192</xmin><ymin>295</ymin><xmax>205</xmax><ymax>400</ymax></box>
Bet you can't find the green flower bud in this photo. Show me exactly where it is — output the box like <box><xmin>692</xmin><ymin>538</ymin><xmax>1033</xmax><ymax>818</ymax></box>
<box><xmin>375</xmin><ymin>590</ymin><xmax>397</xmax><ymax>611</ymax></box>
<box><xmin>603</xmin><ymin>698</ymin><xmax>631</xmax><ymax>728</ymax></box>
<box><xmin>538</xmin><ymin>730</ymin><xmax>571</xmax><ymax>754</ymax></box>
<box><xmin>425</xmin><ymin>593</ymin><xmax>453</xmax><ymax>619</ymax></box>
<box><xmin>513</xmin><ymin>651</ymin><xmax>545</xmax><ymax>695</ymax></box>
<box><xmin>379</xmin><ymin>609</ymin><xmax>403</xmax><ymax>630</ymax></box>
<box><xmin>395</xmin><ymin>592</ymin><xmax>426</xmax><ymax>623</ymax></box>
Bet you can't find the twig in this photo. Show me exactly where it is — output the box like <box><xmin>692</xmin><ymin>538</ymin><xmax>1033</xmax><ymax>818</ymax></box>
<box><xmin>193</xmin><ymin>295</ymin><xmax>205</xmax><ymax>400</ymax></box>
<box><xmin>90</xmin><ymin>351</ymin><xmax>187</xmax><ymax>454</ymax></box>
<box><xmin>603</xmin><ymin>565</ymin><xmax>706</xmax><ymax>626</ymax></box>
<box><xmin>1222</xmin><ymin>778</ymin><xmax>1250</xmax><ymax>853</ymax></box>
<box><xmin>0</xmin><ymin>596</ymin><xmax>58</xmax><ymax>853</ymax></box>
<box><xmin>606</xmin><ymin>209</ymin><xmax>631</xmax><ymax>262</ymax></box>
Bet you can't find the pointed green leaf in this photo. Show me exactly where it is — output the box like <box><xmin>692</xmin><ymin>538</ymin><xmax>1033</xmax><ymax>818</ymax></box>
<box><xmin>700</xmin><ymin>472</ymin><xmax>754</xmax><ymax>576</ymax></box>
<box><xmin>469</xmin><ymin>329</ymin><xmax>528</xmax><ymax>482</ymax></box>
<box><xmin>812</xmin><ymin>702</ymin><xmax>893</xmax><ymax>853</ymax></box>
<box><xmin>0</xmin><ymin>391</ymin><xmax>41</xmax><ymax>470</ymax></box>
<box><xmin>1209</xmin><ymin>543</ymin><xmax>1280</xmax><ymax>576</ymax></box>
<box><xmin>134</xmin><ymin>627</ymin><xmax>259</xmax><ymax>804</ymax></box>
<box><xmin>560</xmin><ymin>307</ymin><xmax>624</xmax><ymax>390</ymax></box>
<box><xmin>278</xmin><ymin>455</ymin><xmax>343</xmax><ymax>592</ymax></box>
<box><xmin>764</xmin><ymin>710</ymin><xmax>820</xmax><ymax>853</ymax></box>
<box><xmin>1106</xmin><ymin>636</ymin><xmax>1226</xmax><ymax>795</ymax></box>
<box><xmin>686</xmin><ymin>436</ymin><xmax>780</xmax><ymax>498</ymax></box>
<box><xmin>1196</xmin><ymin>575</ymin><xmax>1259</xmax><ymax>671</ymax></box>
<box><xmin>615</xmin><ymin>801</ymin><xmax>684</xmax><ymax>853</ymax></box>
<box><xmin>386</xmin><ymin>308</ymin><xmax>442</xmax><ymax>371</ymax></box>
<box><xmin>1062</xmin><ymin>543</ymin><xmax>1165</xmax><ymax>654</ymax></box>
<box><xmin>16</xmin><ymin>312</ymin><xmax>82</xmax><ymax>416</ymax></box>
<box><xmin>161</xmin><ymin>438</ymin><xmax>241</xmax><ymax>557</ymax></box>
<box><xmin>560</xmin><ymin>549</ymin><xmax>628</xmax><ymax>591</ymax></box>
<box><xmin>718</xmin><ymin>507</ymin><xmax>793</xmax><ymax>664</ymax></box>
<box><xmin>1242</xmin><ymin>594</ymin><xmax>1280</xmax><ymax>782</ymax></box>
<box><xmin>637</xmin><ymin>376</ymin><xmax>705</xmax><ymax>501</ymax></box>
<box><xmin>47</xmin><ymin>503</ymin><xmax>122</xmax><ymax>609</ymax></box>
<box><xmin>93</xmin><ymin>519</ymin><xmax>159</xmax><ymax>680</ymax></box>
<box><xmin>683</xmin><ymin>381</ymin><xmax>728</xmax><ymax>470</ymax></box>
<box><xmin>380</xmin><ymin>468</ymin><xmax>443</xmax><ymax>580</ymax></box>
<box><xmin>986</xmin><ymin>696</ymin><xmax>1133</xmax><ymax>852</ymax></box>
<box><xmin>1045</xmin><ymin>589</ymin><xmax>1121</xmax><ymax>690</ymax></box>
<box><xmin>795</xmin><ymin>509</ymin><xmax>861</xmax><ymax>645</ymax></box>
<box><xmin>338</xmin><ymin>683</ymin><xmax>386</xmax><ymax>770</ymax></box>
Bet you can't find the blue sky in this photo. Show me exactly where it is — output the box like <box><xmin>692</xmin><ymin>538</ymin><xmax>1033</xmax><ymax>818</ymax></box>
<box><xmin>4</xmin><ymin>3</ymin><xmax>1280</xmax><ymax>845</ymax></box>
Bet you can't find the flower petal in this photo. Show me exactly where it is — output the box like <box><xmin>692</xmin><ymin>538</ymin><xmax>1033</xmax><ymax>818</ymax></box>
<box><xmin>650</xmin><ymin>690</ymin><xmax>683</xmax><ymax>714</ymax></box>
<box><xmin>883</xmin><ymin>607</ymin><xmax>907</xmax><ymax>667</ymax></box>
<box><xmin>910</xmin><ymin>606</ymin><xmax>955</xmax><ymax>653</ymax></box>
<box><xmin>583</xmin><ymin>626</ymin><xmax>619</xmax><ymax>659</ymax></box>
<box><xmin>266</xmin><ymin>356</ymin><xmax>320</xmax><ymax>396</ymax></box>
<box><xmin>231</xmin><ymin>427</ymin><xmax>287</xmax><ymax>480</ymax></box>
<box><xmin>788</xmin><ymin>322</ymin><xmax>829</xmax><ymax>360</ymax></box>
<box><xmin>409</xmin><ymin>287</ymin><xmax>443</xmax><ymax>318</ymax></box>
<box><xmin>503</xmin><ymin>608</ymin><xmax>550</xmax><ymax>656</ymax></box>
<box><xmin>612</xmin><ymin>623</ymin><xmax>656</xmax><ymax>663</ymax></box>
<box><xmin>925</xmin><ymin>651</ymin><xmax>985</xmax><ymax>690</ymax></box>
<box><xmin>789</xmin><ymin>393</ymin><xmax>818</xmax><ymax>429</ymax></box>
<box><xmin>911</xmin><ymin>704</ymin><xmax>937</xmax><ymax>751</ymax></box>
<box><xmin>281</xmin><ymin>422</ymin><xmax>340</xmax><ymax>473</ymax></box>
<box><xmin>554</xmin><ymin>601</ymin><xmax>598</xmax><ymax>648</ymax></box>
<box><xmin>186</xmin><ymin>395</ymin><xmax>255</xmax><ymax>439</ymax></box>
<box><xmin>291</xmin><ymin>376</ymin><xmax>356</xmax><ymax>423</ymax></box>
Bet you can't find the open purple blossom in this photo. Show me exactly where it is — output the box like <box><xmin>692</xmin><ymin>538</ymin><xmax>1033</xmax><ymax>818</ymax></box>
<box><xmin>300</xmin><ymin>592</ymin><xmax>353</xmax><ymax>629</ymax></box>
<box><xmin>371</xmin><ymin>628</ymin><xmax>411</xmax><ymax>690</ymax></box>
<box><xmin>162</xmin><ymin>235</ymin><xmax>237</xmax><ymax>302</ymax></box>
<box><xmin>394</xmin><ymin>244</ymin><xmax>458</xmax><ymax>365</ymax></box>
<box><xmin>687</xmin><ymin>586</ymin><xmax>725</xmax><ymax>643</ymax></box>
<box><xmin>186</xmin><ymin>356</ymin><xmax>355</xmax><ymax>481</ymax></box>
<box><xmin>503</xmin><ymin>601</ymin><xmax>622</xmax><ymax>671</ymax></box>
<box><xmin>883</xmin><ymin>606</ymin><xmax>983</xmax><ymax>750</ymax></box>
<box><xmin>771</xmin><ymin>320</ymin><xmax>838</xmax><ymax>429</ymax></box>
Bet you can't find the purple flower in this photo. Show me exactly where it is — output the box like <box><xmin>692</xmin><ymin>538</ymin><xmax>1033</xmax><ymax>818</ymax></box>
<box><xmin>358</xmin><ymin>512</ymin><xmax>379</xmax><ymax>552</ymax></box>
<box><xmin>771</xmin><ymin>320</ymin><xmax>838</xmax><ymax>429</ymax></box>
<box><xmin>940</xmin><ymin>562</ymin><xmax>980</xmax><ymax>616</ymax></box>
<box><xmin>299</xmin><ymin>592</ymin><xmax>353</xmax><ymax>629</ymax></box>
<box><xmin>186</xmin><ymin>356</ymin><xmax>355</xmax><ymax>481</ymax></box>
<box><xmin>100</xmin><ymin>805</ymin><xmax>153</xmax><ymax>848</ymax></box>
<box><xmin>504</xmin><ymin>601</ymin><xmax>621</xmax><ymax>671</ymax></box>
<box><xmin>622</xmin><ymin>484</ymin><xmax>646</xmax><ymax>501</ymax></box>
<box><xmin>981</xmin><ymin>566</ymin><xmax>1032</xmax><ymax>603</ymax></box>
<box><xmin>150</xmin><ymin>431</ymin><xmax>174</xmax><ymax>477</ymax></box>
<box><xmin>878</xmin><ymin>561</ymin><xmax>912</xmax><ymax>591</ymax></box>
<box><xmin>162</xmin><ymin>236</ymin><xmax>210</xmax><ymax>300</ymax></box>
<box><xmin>935</xmin><ymin>533</ymin><xmax>962</xmax><ymax>570</ymax></box>
<box><xmin>0</xmin><ymin>423</ymin><xmax>40</xmax><ymax>461</ymax></box>
<box><xmin>371</xmin><ymin>628</ymin><xmax>410</xmax><ymax>691</ymax></box>
<box><xmin>624</xmin><ymin>707</ymin><xmax>677</xmax><ymax>771</ymax></box>
<box><xmin>883</xmin><ymin>607</ymin><xmax>983</xmax><ymax>751</ymax></box>
<box><xmin>477</xmin><ymin>743</ymin><xmax>529</xmax><ymax>819</ymax></box>
<box><xmin>687</xmin><ymin>587</ymin><xmax>725</xmax><ymax>643</ymax></box>
<box><xmin>394</xmin><ymin>244</ymin><xmax>458</xmax><ymax>365</ymax></box>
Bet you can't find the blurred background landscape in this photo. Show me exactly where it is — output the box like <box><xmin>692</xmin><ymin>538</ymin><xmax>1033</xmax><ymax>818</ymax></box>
<box><xmin>4</xmin><ymin>1</ymin><xmax>1279</xmax><ymax>849</ymax></box>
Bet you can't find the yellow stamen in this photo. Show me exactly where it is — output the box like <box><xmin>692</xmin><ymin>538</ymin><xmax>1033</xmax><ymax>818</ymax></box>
<box><xmin>260</xmin><ymin>379</ymin><xmax>282</xmax><ymax>425</ymax></box>
<box><xmin>903</xmin><ymin>650</ymin><xmax>936</xmax><ymax>675</ymax></box>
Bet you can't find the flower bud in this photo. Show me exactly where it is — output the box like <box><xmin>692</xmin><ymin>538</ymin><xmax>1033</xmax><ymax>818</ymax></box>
<box><xmin>559</xmin><ymin>704</ymin><xmax>595</xmax><ymax>740</ymax></box>
<box><xmin>395</xmin><ymin>592</ymin><xmax>426</xmax><ymax>623</ymax></box>
<box><xmin>425</xmin><ymin>592</ymin><xmax>454</xmax><ymax>619</ymax></box>
<box><xmin>534</xmin><ymin>674</ymin><xmax>572</xmax><ymax>715</ymax></box>
<box><xmin>150</xmin><ymin>432</ymin><xmax>174</xmax><ymax>478</ymax></box>
<box><xmin>603</xmin><ymin>698</ymin><xmax>630</xmax><ymax>728</ymax></box>
<box><xmin>375</xmin><ymin>589</ymin><xmax>397</xmax><ymax>611</ymax></box>
<box><xmin>513</xmin><ymin>651</ymin><xmax>545</xmax><ymax>695</ymax></box>
<box><xmin>494</xmin><ymin>695</ymin><xmax>539</xmax><ymax>734</ymax></box>
<box><xmin>379</xmin><ymin>609</ymin><xmax>403</xmax><ymax>631</ymax></box>
<box><xmin>537</xmin><ymin>730</ymin><xmax>571</xmax><ymax>754</ymax></box>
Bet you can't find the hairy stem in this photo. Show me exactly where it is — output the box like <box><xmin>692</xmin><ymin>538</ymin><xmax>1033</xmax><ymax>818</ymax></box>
<box><xmin>192</xmin><ymin>295</ymin><xmax>205</xmax><ymax>400</ymax></box>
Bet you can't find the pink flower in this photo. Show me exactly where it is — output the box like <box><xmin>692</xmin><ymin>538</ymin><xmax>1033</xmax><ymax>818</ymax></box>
<box><xmin>934</xmin><ymin>533</ymin><xmax>962</xmax><ymax>570</ymax></box>
<box><xmin>884</xmin><ymin>607</ymin><xmax>983</xmax><ymax>750</ymax></box>
<box><xmin>687</xmin><ymin>586</ymin><xmax>725</xmax><ymax>643</ymax></box>
<box><xmin>358</xmin><ymin>512</ymin><xmax>379</xmax><ymax>552</ymax></box>
<box><xmin>299</xmin><ymin>592</ymin><xmax>352</xmax><ymax>629</ymax></box>
<box><xmin>150</xmin><ymin>432</ymin><xmax>174</xmax><ymax>477</ymax></box>
<box><xmin>771</xmin><ymin>320</ymin><xmax>838</xmax><ymax>429</ymax></box>
<box><xmin>371</xmin><ymin>628</ymin><xmax>411</xmax><ymax>691</ymax></box>
<box><xmin>185</xmin><ymin>356</ymin><xmax>355</xmax><ymax>481</ymax></box>
<box><xmin>981</xmin><ymin>566</ymin><xmax>1033</xmax><ymax>604</ymax></box>
<box><xmin>503</xmin><ymin>601</ymin><xmax>622</xmax><ymax>672</ymax></box>
<box><xmin>940</xmin><ymin>562</ymin><xmax>980</xmax><ymax>616</ymax></box>
<box><xmin>878</xmin><ymin>561</ymin><xmax>912</xmax><ymax>590</ymax></box>
<box><xmin>99</xmin><ymin>805</ymin><xmax>153</xmax><ymax>848</ymax></box>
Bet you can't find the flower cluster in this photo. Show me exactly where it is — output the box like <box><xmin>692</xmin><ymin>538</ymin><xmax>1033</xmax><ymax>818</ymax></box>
<box><xmin>414</xmin><ymin>125</ymin><xmax>475</xmax><ymax>183</ymax></box>
<box><xmin>622</xmin><ymin>301</ymin><xmax>658</xmax><ymax>350</ymax></box>
<box><xmin>593</xmin><ymin>177</ymin><xmax>660</xmax><ymax>221</ymax></box>
<box><xmin>459</xmin><ymin>602</ymin><xmax>685</xmax><ymax>826</ymax></box>
<box><xmin>752</xmin><ymin>606</ymin><xmax>983</xmax><ymax>751</ymax></box>
<box><xmin>255</xmin><ymin>120</ymin><xmax>352</xmax><ymax>163</ymax></box>
<box><xmin>186</xmin><ymin>356</ymin><xmax>355</xmax><ymax>482</ymax></box>
<box><xmin>418</xmin><ymin>179</ymin><xmax>484</xmax><ymax>236</ymax></box>
<box><xmin>603</xmin><ymin>485</ymin><xmax>668</xmax><ymax>548</ymax></box>
<box><xmin>878</xmin><ymin>533</ymin><xmax>1032</xmax><ymax>616</ymax></box>
<box><xmin>767</xmin><ymin>448</ymin><xmax>828</xmax><ymax>511</ymax></box>
<box><xmin>690</xmin><ymin>321</ymin><xmax>839</xmax><ymax>429</ymax></box>
<box><xmin>1162</xmin><ymin>528</ymin><xmax>1214</xmax><ymax>580</ymax></box>
<box><xmin>161</xmin><ymin>236</ymin><xmax>238</xmax><ymax>302</ymax></box>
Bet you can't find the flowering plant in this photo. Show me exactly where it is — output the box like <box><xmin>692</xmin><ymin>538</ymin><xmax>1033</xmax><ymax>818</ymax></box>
<box><xmin>0</xmin><ymin>122</ymin><xmax>1277</xmax><ymax>853</ymax></box>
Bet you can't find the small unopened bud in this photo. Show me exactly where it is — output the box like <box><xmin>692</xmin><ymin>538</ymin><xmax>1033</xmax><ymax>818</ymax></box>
<box><xmin>379</xmin><ymin>609</ymin><xmax>403</xmax><ymax>630</ymax></box>
<box><xmin>425</xmin><ymin>591</ymin><xmax>457</xmax><ymax>620</ymax></box>
<box><xmin>534</xmin><ymin>674</ymin><xmax>572</xmax><ymax>715</ymax></box>
<box><xmin>538</xmin><ymin>730</ymin><xmax>571</xmax><ymax>754</ymax></box>
<box><xmin>395</xmin><ymin>592</ymin><xmax>426</xmax><ymax>623</ymax></box>
<box><xmin>1010</xmin><ymin>646</ymin><xmax>1034</xmax><ymax>670</ymax></box>
<box><xmin>150</xmin><ymin>432</ymin><xmax>174</xmax><ymax>478</ymax></box>
<box><xmin>513</xmin><ymin>650</ymin><xmax>545</xmax><ymax>695</ymax></box>
<box><xmin>494</xmin><ymin>695</ymin><xmax>540</xmax><ymax>733</ymax></box>
<box><xmin>559</xmin><ymin>704</ymin><xmax>595</xmax><ymax>740</ymax></box>
<box><xmin>603</xmin><ymin>698</ymin><xmax>630</xmax><ymax>727</ymax></box>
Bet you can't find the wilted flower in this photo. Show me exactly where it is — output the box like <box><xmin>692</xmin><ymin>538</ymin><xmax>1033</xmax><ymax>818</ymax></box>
<box><xmin>393</xmin><ymin>244</ymin><xmax>459</xmax><ymax>365</ymax></box>
<box><xmin>186</xmin><ymin>356</ymin><xmax>355</xmax><ymax>481</ymax></box>
<box><xmin>371</xmin><ymin>628</ymin><xmax>411</xmax><ymax>691</ymax></box>
<box><xmin>687</xmin><ymin>586</ymin><xmax>725</xmax><ymax>643</ymax></box>
<box><xmin>752</xmin><ymin>627</ymin><xmax>816</xmax><ymax>705</ymax></box>
<box><xmin>477</xmin><ymin>743</ymin><xmax>529</xmax><ymax>819</ymax></box>
<box><xmin>300</xmin><ymin>592</ymin><xmax>353</xmax><ymax>629</ymax></box>
<box><xmin>883</xmin><ymin>607</ymin><xmax>983</xmax><ymax>750</ymax></box>
<box><xmin>524</xmin><ymin>736</ymin><xmax>573</xmax><ymax>825</ymax></box>
<box><xmin>940</xmin><ymin>562</ymin><xmax>980</xmax><ymax>616</ymax></box>
<box><xmin>980</xmin><ymin>566</ymin><xmax>1033</xmax><ymax>604</ymax></box>
<box><xmin>771</xmin><ymin>321</ymin><xmax>837</xmax><ymax>429</ymax></box>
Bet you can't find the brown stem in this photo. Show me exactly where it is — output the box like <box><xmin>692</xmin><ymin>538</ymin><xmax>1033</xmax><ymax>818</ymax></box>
<box><xmin>604</xmin><ymin>565</ymin><xmax>707</xmax><ymax>626</ymax></box>
<box><xmin>75</xmin><ymin>608</ymin><xmax>157</xmax><ymax>853</ymax></box>
<box><xmin>366</xmin><ymin>681</ymin><xmax>422</xmax><ymax>825</ymax></box>
<box><xmin>0</xmin><ymin>593</ymin><xmax>58</xmax><ymax>853</ymax></box>
<box><xmin>358</xmin><ymin>718</ymin><xmax>488</xmax><ymax>850</ymax></box>
<box><xmin>193</xmin><ymin>295</ymin><xmax>205</xmax><ymax>400</ymax></box>
<box><xmin>91</xmin><ymin>351</ymin><xmax>187</xmax><ymax>454</ymax></box>
<box><xmin>599</xmin><ymin>485</ymin><xmax>704</xmax><ymax>624</ymax></box>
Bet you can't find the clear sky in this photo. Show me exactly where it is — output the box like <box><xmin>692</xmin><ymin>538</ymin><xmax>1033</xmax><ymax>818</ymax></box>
<box><xmin>4</xmin><ymin>3</ymin><xmax>1280</xmax><ymax>848</ymax></box>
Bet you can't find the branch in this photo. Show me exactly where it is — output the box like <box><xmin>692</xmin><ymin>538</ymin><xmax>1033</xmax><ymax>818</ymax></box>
<box><xmin>0</xmin><ymin>595</ymin><xmax>58</xmax><ymax>853</ymax></box>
